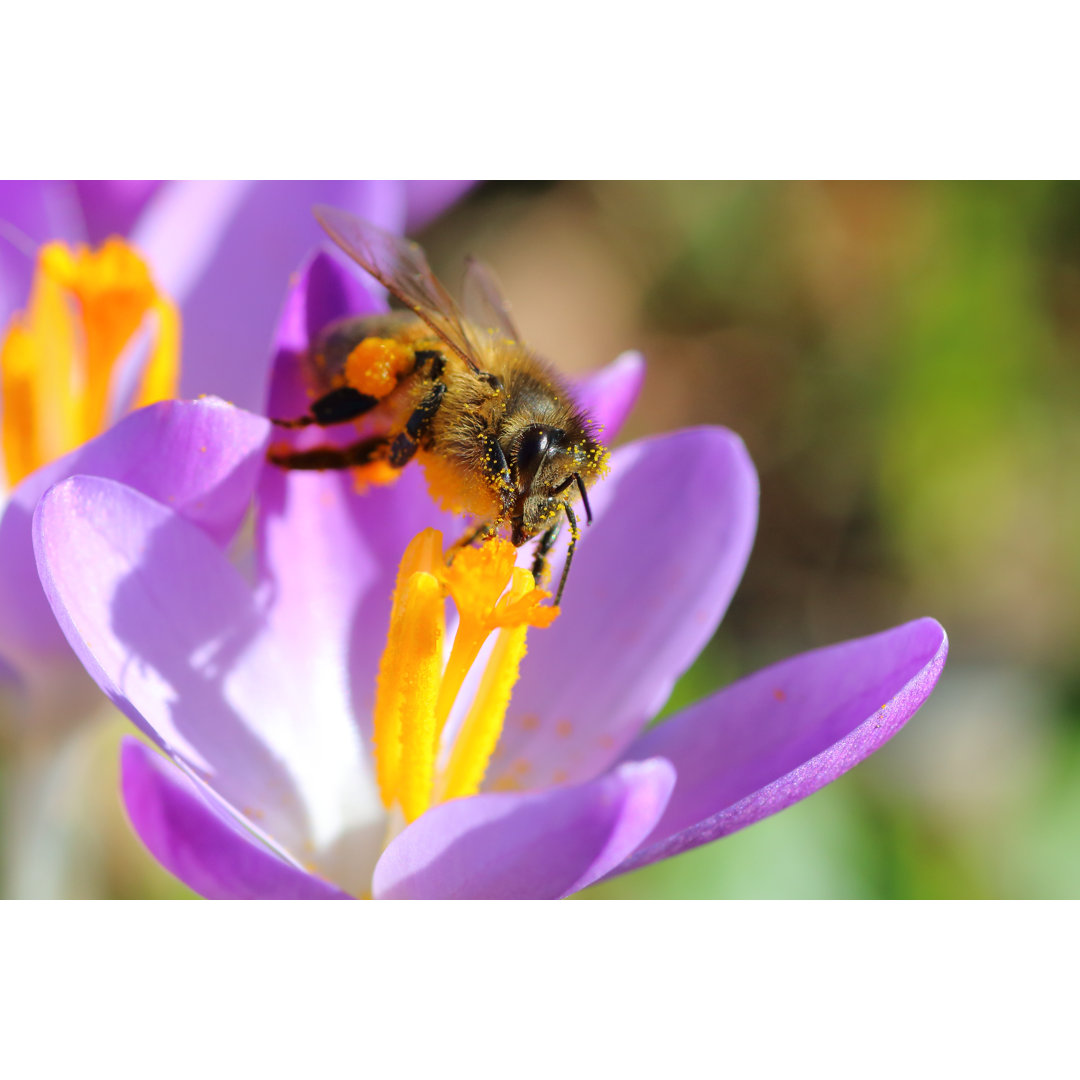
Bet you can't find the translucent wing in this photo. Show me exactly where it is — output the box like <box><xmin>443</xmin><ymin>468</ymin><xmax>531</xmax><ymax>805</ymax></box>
<box><xmin>313</xmin><ymin>204</ymin><xmax>482</xmax><ymax>372</ymax></box>
<box><xmin>461</xmin><ymin>255</ymin><xmax>521</xmax><ymax>346</ymax></box>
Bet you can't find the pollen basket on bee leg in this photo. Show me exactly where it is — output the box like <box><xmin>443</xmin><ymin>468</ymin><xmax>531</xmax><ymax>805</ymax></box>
<box><xmin>344</xmin><ymin>337</ymin><xmax>416</xmax><ymax>399</ymax></box>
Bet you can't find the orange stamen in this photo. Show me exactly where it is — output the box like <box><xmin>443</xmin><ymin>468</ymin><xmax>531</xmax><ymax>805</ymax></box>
<box><xmin>1</xmin><ymin>238</ymin><xmax>179</xmax><ymax>487</ymax></box>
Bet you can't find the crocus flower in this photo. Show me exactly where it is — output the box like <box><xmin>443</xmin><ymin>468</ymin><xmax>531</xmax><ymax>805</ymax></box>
<box><xmin>33</xmin><ymin>253</ymin><xmax>948</xmax><ymax>899</ymax></box>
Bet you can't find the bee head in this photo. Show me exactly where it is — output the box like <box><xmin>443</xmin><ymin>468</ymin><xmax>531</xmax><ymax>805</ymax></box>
<box><xmin>508</xmin><ymin>423</ymin><xmax>599</xmax><ymax>547</ymax></box>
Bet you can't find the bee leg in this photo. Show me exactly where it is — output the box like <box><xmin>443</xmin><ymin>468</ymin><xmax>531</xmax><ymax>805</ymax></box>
<box><xmin>530</xmin><ymin>520</ymin><xmax>562</xmax><ymax>585</ymax></box>
<box><xmin>272</xmin><ymin>386</ymin><xmax>380</xmax><ymax>429</ymax></box>
<box><xmin>387</xmin><ymin>382</ymin><xmax>447</xmax><ymax>468</ymax></box>
<box><xmin>447</xmin><ymin>522</ymin><xmax>497</xmax><ymax>564</ymax></box>
<box><xmin>552</xmin><ymin>472</ymin><xmax>593</xmax><ymax>525</ymax></box>
<box><xmin>267</xmin><ymin>434</ymin><xmax>391</xmax><ymax>470</ymax></box>
<box><xmin>552</xmin><ymin>503</ymin><xmax>580</xmax><ymax>606</ymax></box>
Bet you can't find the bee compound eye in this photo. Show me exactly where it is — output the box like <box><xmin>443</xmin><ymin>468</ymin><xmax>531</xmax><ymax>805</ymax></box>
<box><xmin>515</xmin><ymin>425</ymin><xmax>554</xmax><ymax>486</ymax></box>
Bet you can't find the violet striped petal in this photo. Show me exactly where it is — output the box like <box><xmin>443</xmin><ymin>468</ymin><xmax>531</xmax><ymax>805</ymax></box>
<box><xmin>488</xmin><ymin>427</ymin><xmax>758</xmax><ymax>791</ymax></box>
<box><xmin>612</xmin><ymin>618</ymin><xmax>948</xmax><ymax>876</ymax></box>
<box><xmin>373</xmin><ymin>758</ymin><xmax>676</xmax><ymax>899</ymax></box>
<box><xmin>121</xmin><ymin>738</ymin><xmax>350</xmax><ymax>900</ymax></box>
<box><xmin>0</xmin><ymin>399</ymin><xmax>268</xmax><ymax>666</ymax></box>
<box><xmin>573</xmin><ymin>350</ymin><xmax>645</xmax><ymax>442</ymax></box>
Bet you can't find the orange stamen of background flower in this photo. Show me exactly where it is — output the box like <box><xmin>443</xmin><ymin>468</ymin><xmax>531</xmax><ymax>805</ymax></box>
<box><xmin>1</xmin><ymin>238</ymin><xmax>180</xmax><ymax>487</ymax></box>
<box><xmin>372</xmin><ymin>529</ymin><xmax>559</xmax><ymax>823</ymax></box>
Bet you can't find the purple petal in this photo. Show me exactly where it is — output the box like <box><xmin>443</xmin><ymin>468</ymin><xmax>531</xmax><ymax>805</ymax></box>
<box><xmin>130</xmin><ymin>180</ymin><xmax>251</xmax><ymax>303</ymax></box>
<box><xmin>488</xmin><ymin>427</ymin><xmax>759</xmax><ymax>791</ymax></box>
<box><xmin>0</xmin><ymin>399</ymin><xmax>268</xmax><ymax>666</ymax></box>
<box><xmin>573</xmin><ymin>350</ymin><xmax>645</xmax><ymax>442</ymax></box>
<box><xmin>373</xmin><ymin>758</ymin><xmax>675</xmax><ymax>899</ymax></box>
<box><xmin>134</xmin><ymin>181</ymin><xmax>407</xmax><ymax>412</ymax></box>
<box><xmin>0</xmin><ymin>180</ymin><xmax>82</xmax><ymax>330</ymax></box>
<box><xmin>121</xmin><ymin>738</ymin><xmax>351</xmax><ymax>899</ymax></box>
<box><xmin>73</xmin><ymin>181</ymin><xmax>163</xmax><ymax>245</ymax></box>
<box><xmin>613</xmin><ymin>618</ymin><xmax>949</xmax><ymax>875</ymax></box>
<box><xmin>33</xmin><ymin>475</ymin><xmax>373</xmax><ymax>864</ymax></box>
<box><xmin>403</xmin><ymin>181</ymin><xmax>477</xmax><ymax>231</ymax></box>
<box><xmin>264</xmin><ymin>250</ymin><xmax>386</xmax><ymax>423</ymax></box>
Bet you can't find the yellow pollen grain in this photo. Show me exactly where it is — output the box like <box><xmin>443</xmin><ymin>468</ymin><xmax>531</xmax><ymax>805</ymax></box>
<box><xmin>555</xmin><ymin>719</ymin><xmax>574</xmax><ymax>739</ymax></box>
<box><xmin>1</xmin><ymin>238</ymin><xmax>179</xmax><ymax>487</ymax></box>
<box><xmin>345</xmin><ymin>337</ymin><xmax>414</xmax><ymax>399</ymax></box>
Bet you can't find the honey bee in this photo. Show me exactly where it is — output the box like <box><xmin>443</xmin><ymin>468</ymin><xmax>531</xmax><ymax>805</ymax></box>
<box><xmin>268</xmin><ymin>204</ymin><xmax>610</xmax><ymax>603</ymax></box>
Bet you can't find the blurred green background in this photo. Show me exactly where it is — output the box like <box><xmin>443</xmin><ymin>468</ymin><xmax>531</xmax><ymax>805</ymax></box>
<box><xmin>9</xmin><ymin>181</ymin><xmax>1080</xmax><ymax>899</ymax></box>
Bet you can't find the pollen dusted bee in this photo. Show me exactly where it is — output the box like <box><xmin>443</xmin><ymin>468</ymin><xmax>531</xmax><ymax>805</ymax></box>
<box><xmin>268</xmin><ymin>205</ymin><xmax>610</xmax><ymax>603</ymax></box>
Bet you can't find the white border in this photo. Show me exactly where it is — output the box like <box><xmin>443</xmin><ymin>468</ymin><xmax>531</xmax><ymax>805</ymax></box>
<box><xmin>5</xmin><ymin>3</ymin><xmax>1079</xmax><ymax>177</ymax></box>
<box><xmin>2</xmin><ymin>902</ymin><xmax>1074</xmax><ymax>1077</ymax></box>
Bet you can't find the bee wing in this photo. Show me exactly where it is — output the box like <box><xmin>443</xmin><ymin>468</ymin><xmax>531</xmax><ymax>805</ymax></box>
<box><xmin>313</xmin><ymin>204</ymin><xmax>483</xmax><ymax>372</ymax></box>
<box><xmin>461</xmin><ymin>255</ymin><xmax>522</xmax><ymax>345</ymax></box>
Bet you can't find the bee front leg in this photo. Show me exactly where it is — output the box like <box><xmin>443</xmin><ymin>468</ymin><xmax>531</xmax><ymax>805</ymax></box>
<box><xmin>272</xmin><ymin>386</ymin><xmax>380</xmax><ymax>429</ymax></box>
<box><xmin>530</xmin><ymin>520</ymin><xmax>562</xmax><ymax>586</ymax></box>
<box><xmin>552</xmin><ymin>502</ymin><xmax>579</xmax><ymax>606</ymax></box>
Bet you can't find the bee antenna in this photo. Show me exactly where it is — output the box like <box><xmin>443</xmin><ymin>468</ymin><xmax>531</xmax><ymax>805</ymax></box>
<box><xmin>574</xmin><ymin>473</ymin><xmax>593</xmax><ymax>526</ymax></box>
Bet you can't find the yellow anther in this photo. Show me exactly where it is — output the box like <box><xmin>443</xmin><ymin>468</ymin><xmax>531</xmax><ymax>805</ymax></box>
<box><xmin>1</xmin><ymin>238</ymin><xmax>179</xmax><ymax>487</ymax></box>
<box><xmin>439</xmin><ymin>568</ymin><xmax>540</xmax><ymax>801</ymax></box>
<box><xmin>432</xmin><ymin>546</ymin><xmax>556</xmax><ymax>740</ymax></box>
<box><xmin>372</xmin><ymin>529</ymin><xmax>444</xmax><ymax>813</ymax></box>
<box><xmin>440</xmin><ymin>540</ymin><xmax>518</xmax><ymax>625</ymax></box>
<box><xmin>371</xmin><ymin>529</ymin><xmax>560</xmax><ymax>825</ymax></box>
<box><xmin>345</xmin><ymin>337</ymin><xmax>414</xmax><ymax>399</ymax></box>
<box><xmin>392</xmin><ymin>572</ymin><xmax>445</xmax><ymax>822</ymax></box>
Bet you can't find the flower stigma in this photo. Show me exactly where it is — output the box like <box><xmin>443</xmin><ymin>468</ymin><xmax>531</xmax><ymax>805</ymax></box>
<box><xmin>0</xmin><ymin>238</ymin><xmax>180</xmax><ymax>487</ymax></box>
<box><xmin>373</xmin><ymin>528</ymin><xmax>560</xmax><ymax>825</ymax></box>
